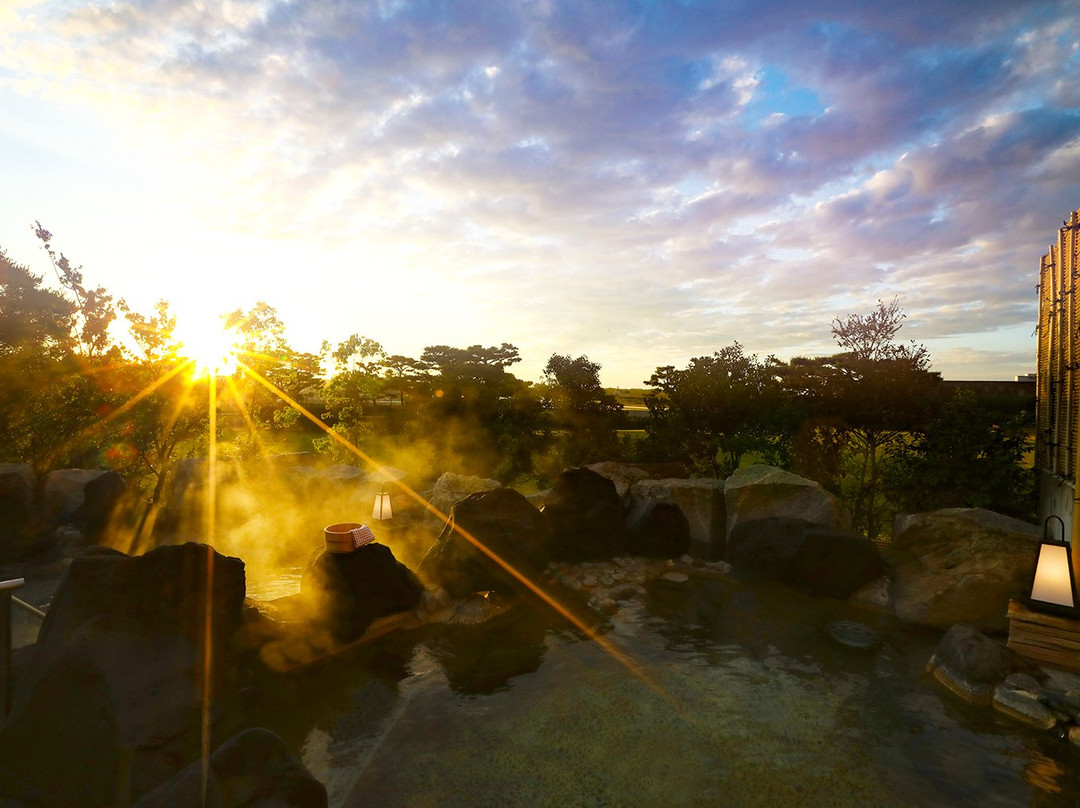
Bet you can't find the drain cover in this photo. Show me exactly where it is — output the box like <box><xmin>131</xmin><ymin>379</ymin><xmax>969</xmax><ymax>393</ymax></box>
<box><xmin>825</xmin><ymin>620</ymin><xmax>880</xmax><ymax>650</ymax></box>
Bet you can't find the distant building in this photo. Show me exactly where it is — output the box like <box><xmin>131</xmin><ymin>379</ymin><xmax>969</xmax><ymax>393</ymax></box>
<box><xmin>1035</xmin><ymin>203</ymin><xmax>1080</xmax><ymax>569</ymax></box>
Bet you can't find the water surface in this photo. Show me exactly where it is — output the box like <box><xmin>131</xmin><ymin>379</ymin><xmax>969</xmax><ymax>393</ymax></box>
<box><xmin>249</xmin><ymin>573</ymin><xmax>1080</xmax><ymax>807</ymax></box>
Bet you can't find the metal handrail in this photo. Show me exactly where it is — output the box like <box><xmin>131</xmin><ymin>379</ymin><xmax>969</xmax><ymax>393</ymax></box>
<box><xmin>12</xmin><ymin>597</ymin><xmax>46</xmax><ymax>621</ymax></box>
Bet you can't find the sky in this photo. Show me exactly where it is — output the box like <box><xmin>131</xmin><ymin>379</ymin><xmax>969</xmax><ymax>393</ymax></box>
<box><xmin>1</xmin><ymin>1</ymin><xmax>1078</xmax><ymax>387</ymax></box>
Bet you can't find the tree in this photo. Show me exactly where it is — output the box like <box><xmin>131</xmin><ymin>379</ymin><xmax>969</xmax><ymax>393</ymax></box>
<box><xmin>542</xmin><ymin>353</ymin><xmax>622</xmax><ymax>467</ymax></box>
<box><xmin>644</xmin><ymin>343</ymin><xmax>786</xmax><ymax>477</ymax></box>
<box><xmin>0</xmin><ymin>248</ymin><xmax>75</xmax><ymax>357</ymax></box>
<box><xmin>226</xmin><ymin>302</ymin><xmax>321</xmax><ymax>429</ymax></box>
<box><xmin>33</xmin><ymin>222</ymin><xmax>118</xmax><ymax>358</ymax></box>
<box><xmin>888</xmin><ymin>389</ymin><xmax>1035</xmax><ymax>520</ymax></box>
<box><xmin>819</xmin><ymin>299</ymin><xmax>940</xmax><ymax>537</ymax></box>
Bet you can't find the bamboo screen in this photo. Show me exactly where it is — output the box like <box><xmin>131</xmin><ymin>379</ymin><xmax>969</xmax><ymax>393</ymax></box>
<box><xmin>1037</xmin><ymin>206</ymin><xmax>1080</xmax><ymax>480</ymax></box>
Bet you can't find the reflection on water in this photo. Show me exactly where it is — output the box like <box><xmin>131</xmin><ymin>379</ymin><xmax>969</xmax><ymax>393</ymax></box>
<box><xmin>247</xmin><ymin>574</ymin><xmax>1080</xmax><ymax>808</ymax></box>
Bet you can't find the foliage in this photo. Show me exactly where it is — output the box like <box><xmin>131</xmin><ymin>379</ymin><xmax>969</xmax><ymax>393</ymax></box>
<box><xmin>542</xmin><ymin>353</ymin><xmax>622</xmax><ymax>468</ymax></box>
<box><xmin>815</xmin><ymin>299</ymin><xmax>941</xmax><ymax>537</ymax></box>
<box><xmin>887</xmin><ymin>389</ymin><xmax>1035</xmax><ymax>520</ymax></box>
<box><xmin>33</xmin><ymin>222</ymin><xmax>118</xmax><ymax>358</ymax></box>
<box><xmin>644</xmin><ymin>343</ymin><xmax>789</xmax><ymax>477</ymax></box>
<box><xmin>1</xmin><ymin>229</ymin><xmax>1037</xmax><ymax>544</ymax></box>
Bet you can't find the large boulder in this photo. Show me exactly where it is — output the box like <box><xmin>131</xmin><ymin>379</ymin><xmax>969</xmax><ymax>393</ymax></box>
<box><xmin>726</xmin><ymin>517</ymin><xmax>885</xmax><ymax>599</ymax></box>
<box><xmin>886</xmin><ymin>508</ymin><xmax>1041</xmax><ymax>632</ymax></box>
<box><xmin>542</xmin><ymin>467</ymin><xmax>625</xmax><ymax>561</ymax></box>
<box><xmin>629</xmin><ymin>478</ymin><xmax>727</xmax><ymax>560</ymax></box>
<box><xmin>300</xmin><ymin>544</ymin><xmax>424</xmax><ymax>643</ymax></box>
<box><xmin>0</xmin><ymin>463</ymin><xmax>35</xmax><ymax>559</ymax></box>
<box><xmin>130</xmin><ymin>727</ymin><xmax>327</xmax><ymax>808</ymax></box>
<box><xmin>418</xmin><ymin>488</ymin><xmax>552</xmax><ymax>597</ymax></box>
<box><xmin>70</xmin><ymin>470</ymin><xmax>126</xmax><ymax>539</ymax></box>
<box><xmin>429</xmin><ymin>472</ymin><xmax>501</xmax><ymax>522</ymax></box>
<box><xmin>0</xmin><ymin>543</ymin><xmax>248</xmax><ymax>805</ymax></box>
<box><xmin>586</xmin><ymin>462</ymin><xmax>653</xmax><ymax>500</ymax></box>
<box><xmin>725</xmin><ymin>517</ymin><xmax>806</xmax><ymax>581</ymax></box>
<box><xmin>725</xmin><ymin>465</ymin><xmax>850</xmax><ymax>540</ymax></box>
<box><xmin>42</xmin><ymin>469</ymin><xmax>124</xmax><ymax>529</ymax></box>
<box><xmin>624</xmin><ymin>500</ymin><xmax>690</xmax><ymax>558</ymax></box>
<box><xmin>927</xmin><ymin>623</ymin><xmax>1026</xmax><ymax>705</ymax></box>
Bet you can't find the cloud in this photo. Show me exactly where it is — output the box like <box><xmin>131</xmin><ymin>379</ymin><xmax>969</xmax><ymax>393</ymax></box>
<box><xmin>1</xmin><ymin>0</ymin><xmax>1078</xmax><ymax>385</ymax></box>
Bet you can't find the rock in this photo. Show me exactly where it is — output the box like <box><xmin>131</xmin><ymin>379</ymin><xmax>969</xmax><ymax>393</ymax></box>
<box><xmin>725</xmin><ymin>517</ymin><xmax>885</xmax><ymax>599</ymax></box>
<box><xmin>429</xmin><ymin>472</ymin><xmax>501</xmax><ymax>522</ymax></box>
<box><xmin>1071</xmin><ymin>726</ymin><xmax>1080</xmax><ymax>748</ymax></box>
<box><xmin>725</xmin><ymin>465</ymin><xmax>850</xmax><ymax>540</ymax></box>
<box><xmin>992</xmin><ymin>685</ymin><xmax>1058</xmax><ymax>730</ymax></box>
<box><xmin>42</xmin><ymin>469</ymin><xmax>114</xmax><ymax>526</ymax></box>
<box><xmin>886</xmin><ymin>508</ymin><xmax>1041</xmax><ymax>632</ymax></box>
<box><xmin>542</xmin><ymin>467</ymin><xmax>625</xmax><ymax>561</ymax></box>
<box><xmin>130</xmin><ymin>727</ymin><xmax>327</xmax><ymax>807</ymax></box>
<box><xmin>625</xmin><ymin>500</ymin><xmax>690</xmax><ymax>558</ymax></box>
<box><xmin>630</xmin><ymin>478</ymin><xmax>727</xmax><ymax>560</ymax></box>
<box><xmin>269</xmin><ymin>451</ymin><xmax>320</xmax><ymax>468</ymax></box>
<box><xmin>0</xmin><ymin>463</ymin><xmax>37</xmax><ymax>560</ymax></box>
<box><xmin>301</xmin><ymin>544</ymin><xmax>424</xmax><ymax>643</ymax></box>
<box><xmin>725</xmin><ymin>517</ymin><xmax>807</xmax><ymax>581</ymax></box>
<box><xmin>659</xmin><ymin>571</ymin><xmax>690</xmax><ymax>583</ymax></box>
<box><xmin>586</xmin><ymin>462</ymin><xmax>653</xmax><ymax>500</ymax></box>
<box><xmin>849</xmin><ymin>576</ymin><xmax>892</xmax><ymax>610</ymax></box>
<box><xmin>418</xmin><ymin>487</ymin><xmax>552</xmax><ymax>597</ymax></box>
<box><xmin>526</xmin><ymin>488</ymin><xmax>551</xmax><ymax>509</ymax></box>
<box><xmin>1002</xmin><ymin>672</ymin><xmax>1042</xmax><ymax>694</ymax></box>
<box><xmin>790</xmin><ymin>525</ymin><xmax>887</xmax><ymax>599</ymax></box>
<box><xmin>927</xmin><ymin>623</ymin><xmax>1024</xmax><ymax>705</ymax></box>
<box><xmin>70</xmin><ymin>470</ymin><xmax>126</xmax><ymax>540</ymax></box>
<box><xmin>0</xmin><ymin>543</ymin><xmax>248</xmax><ymax>805</ymax></box>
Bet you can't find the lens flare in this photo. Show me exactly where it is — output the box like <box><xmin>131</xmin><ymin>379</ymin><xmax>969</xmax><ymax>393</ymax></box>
<box><xmin>174</xmin><ymin>317</ymin><xmax>240</xmax><ymax>378</ymax></box>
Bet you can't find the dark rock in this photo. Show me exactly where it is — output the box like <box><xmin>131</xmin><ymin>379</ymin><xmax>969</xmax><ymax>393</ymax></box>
<box><xmin>0</xmin><ymin>463</ymin><xmax>41</xmax><ymax>560</ymax></box>
<box><xmin>418</xmin><ymin>487</ymin><xmax>553</xmax><ymax>597</ymax></box>
<box><xmin>625</xmin><ymin>500</ymin><xmax>690</xmax><ymax>558</ymax></box>
<box><xmin>130</xmin><ymin>727</ymin><xmax>327</xmax><ymax>808</ymax></box>
<box><xmin>0</xmin><ymin>463</ymin><xmax>33</xmax><ymax>539</ymax></box>
<box><xmin>629</xmin><ymin>478</ymin><xmax>726</xmax><ymax>560</ymax></box>
<box><xmin>301</xmin><ymin>544</ymin><xmax>424</xmax><ymax>643</ymax></box>
<box><xmin>725</xmin><ymin>518</ymin><xmax>885</xmax><ymax>599</ymax></box>
<box><xmin>725</xmin><ymin>517</ymin><xmax>809</xmax><ymax>581</ymax></box>
<box><xmin>789</xmin><ymin>525</ymin><xmax>887</xmax><ymax>599</ymax></box>
<box><xmin>886</xmin><ymin>508</ymin><xmax>1041</xmax><ymax>632</ymax></box>
<box><xmin>71</xmin><ymin>469</ymin><xmax>126</xmax><ymax>539</ymax></box>
<box><xmin>542</xmin><ymin>467</ymin><xmax>625</xmax><ymax>561</ymax></box>
<box><xmin>0</xmin><ymin>543</ymin><xmax>248</xmax><ymax>805</ymax></box>
<box><xmin>927</xmin><ymin>623</ymin><xmax>1025</xmax><ymax>704</ymax></box>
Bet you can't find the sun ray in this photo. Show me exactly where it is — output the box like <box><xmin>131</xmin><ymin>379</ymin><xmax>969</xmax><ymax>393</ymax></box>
<box><xmin>42</xmin><ymin>357</ymin><xmax>196</xmax><ymax>474</ymax></box>
<box><xmin>111</xmin><ymin>379</ymin><xmax>201</xmax><ymax>555</ymax></box>
<box><xmin>234</xmin><ymin>359</ymin><xmax>671</xmax><ymax>699</ymax></box>
<box><xmin>222</xmin><ymin>375</ymin><xmax>269</xmax><ymax>457</ymax></box>
<box><xmin>200</xmin><ymin>375</ymin><xmax>217</xmax><ymax>807</ymax></box>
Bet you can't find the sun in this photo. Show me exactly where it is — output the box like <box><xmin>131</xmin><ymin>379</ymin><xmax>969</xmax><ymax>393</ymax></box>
<box><xmin>174</xmin><ymin>317</ymin><xmax>241</xmax><ymax>379</ymax></box>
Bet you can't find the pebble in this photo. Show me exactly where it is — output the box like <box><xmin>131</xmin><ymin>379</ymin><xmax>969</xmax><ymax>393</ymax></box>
<box><xmin>992</xmin><ymin>685</ymin><xmax>1058</xmax><ymax>730</ymax></box>
<box><xmin>659</xmin><ymin>571</ymin><xmax>690</xmax><ymax>583</ymax></box>
<box><xmin>1003</xmin><ymin>673</ymin><xmax>1041</xmax><ymax>694</ymax></box>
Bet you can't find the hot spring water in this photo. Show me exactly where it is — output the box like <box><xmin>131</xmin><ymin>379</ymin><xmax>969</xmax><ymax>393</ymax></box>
<box><xmin>244</xmin><ymin>570</ymin><xmax>1080</xmax><ymax>807</ymax></box>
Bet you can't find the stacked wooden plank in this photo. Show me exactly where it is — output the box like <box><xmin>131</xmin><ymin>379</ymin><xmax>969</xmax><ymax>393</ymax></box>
<box><xmin>1007</xmin><ymin>599</ymin><xmax>1080</xmax><ymax>672</ymax></box>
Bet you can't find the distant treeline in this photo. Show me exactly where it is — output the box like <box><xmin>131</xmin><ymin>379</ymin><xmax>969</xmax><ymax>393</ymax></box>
<box><xmin>1</xmin><ymin>234</ymin><xmax>1036</xmax><ymax>540</ymax></box>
